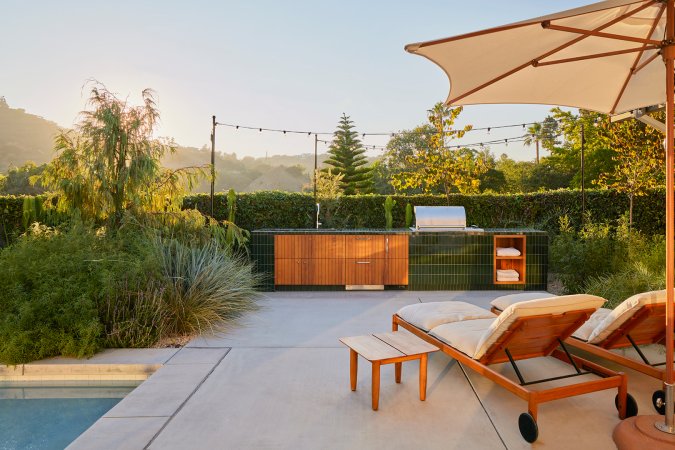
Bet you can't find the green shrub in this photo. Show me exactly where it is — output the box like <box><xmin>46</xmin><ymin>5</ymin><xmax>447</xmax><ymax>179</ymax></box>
<box><xmin>0</xmin><ymin>223</ymin><xmax>104</xmax><ymax>364</ymax></box>
<box><xmin>154</xmin><ymin>238</ymin><xmax>260</xmax><ymax>336</ymax></box>
<box><xmin>550</xmin><ymin>214</ymin><xmax>666</xmax><ymax>307</ymax></box>
<box><xmin>99</xmin><ymin>281</ymin><xmax>168</xmax><ymax>348</ymax></box>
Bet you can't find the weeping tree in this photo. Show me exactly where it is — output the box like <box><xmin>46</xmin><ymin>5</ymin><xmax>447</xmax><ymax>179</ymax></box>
<box><xmin>42</xmin><ymin>83</ymin><xmax>205</xmax><ymax>226</ymax></box>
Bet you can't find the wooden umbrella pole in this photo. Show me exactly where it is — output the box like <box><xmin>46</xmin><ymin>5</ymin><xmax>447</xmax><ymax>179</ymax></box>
<box><xmin>662</xmin><ymin>0</ymin><xmax>675</xmax><ymax>433</ymax></box>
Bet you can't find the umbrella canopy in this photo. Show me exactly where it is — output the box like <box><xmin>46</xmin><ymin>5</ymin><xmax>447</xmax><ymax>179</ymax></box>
<box><xmin>406</xmin><ymin>0</ymin><xmax>675</xmax><ymax>434</ymax></box>
<box><xmin>407</xmin><ymin>0</ymin><xmax>666</xmax><ymax>115</ymax></box>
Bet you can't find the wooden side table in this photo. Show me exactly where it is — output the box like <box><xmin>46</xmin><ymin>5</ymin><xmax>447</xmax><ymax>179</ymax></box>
<box><xmin>339</xmin><ymin>332</ymin><xmax>439</xmax><ymax>410</ymax></box>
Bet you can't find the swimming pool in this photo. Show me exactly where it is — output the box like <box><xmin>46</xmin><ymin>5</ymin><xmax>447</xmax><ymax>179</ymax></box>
<box><xmin>0</xmin><ymin>381</ymin><xmax>139</xmax><ymax>450</ymax></box>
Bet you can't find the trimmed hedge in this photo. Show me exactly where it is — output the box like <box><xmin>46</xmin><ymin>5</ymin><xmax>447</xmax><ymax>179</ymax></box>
<box><xmin>0</xmin><ymin>189</ymin><xmax>667</xmax><ymax>247</ymax></box>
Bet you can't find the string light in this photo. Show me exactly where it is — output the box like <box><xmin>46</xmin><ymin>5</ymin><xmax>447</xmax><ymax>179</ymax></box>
<box><xmin>215</xmin><ymin>119</ymin><xmax>563</xmax><ymax>153</ymax></box>
<box><xmin>214</xmin><ymin>118</ymin><xmax>561</xmax><ymax>138</ymax></box>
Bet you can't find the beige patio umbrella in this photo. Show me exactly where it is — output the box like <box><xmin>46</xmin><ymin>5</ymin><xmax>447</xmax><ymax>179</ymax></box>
<box><xmin>406</xmin><ymin>0</ymin><xmax>675</xmax><ymax>439</ymax></box>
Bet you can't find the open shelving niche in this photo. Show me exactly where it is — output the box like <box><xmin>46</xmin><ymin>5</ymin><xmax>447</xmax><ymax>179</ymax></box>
<box><xmin>493</xmin><ymin>235</ymin><xmax>526</xmax><ymax>285</ymax></box>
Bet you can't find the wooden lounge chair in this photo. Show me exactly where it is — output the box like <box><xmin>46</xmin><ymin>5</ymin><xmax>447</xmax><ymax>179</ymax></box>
<box><xmin>491</xmin><ymin>290</ymin><xmax>672</xmax><ymax>414</ymax></box>
<box><xmin>393</xmin><ymin>295</ymin><xmax>636</xmax><ymax>443</ymax></box>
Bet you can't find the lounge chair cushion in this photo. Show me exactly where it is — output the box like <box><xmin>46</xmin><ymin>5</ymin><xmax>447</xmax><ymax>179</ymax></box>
<box><xmin>587</xmin><ymin>290</ymin><xmax>667</xmax><ymax>344</ymax></box>
<box><xmin>491</xmin><ymin>292</ymin><xmax>557</xmax><ymax>311</ymax></box>
<box><xmin>572</xmin><ymin>308</ymin><xmax>611</xmax><ymax>341</ymax></box>
<box><xmin>474</xmin><ymin>294</ymin><xmax>605</xmax><ymax>360</ymax></box>
<box><xmin>430</xmin><ymin>319</ymin><xmax>495</xmax><ymax>357</ymax></box>
<box><xmin>396</xmin><ymin>301</ymin><xmax>496</xmax><ymax>332</ymax></box>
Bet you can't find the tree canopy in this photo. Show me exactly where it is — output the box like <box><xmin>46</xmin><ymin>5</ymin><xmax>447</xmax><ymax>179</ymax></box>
<box><xmin>391</xmin><ymin>103</ymin><xmax>489</xmax><ymax>202</ymax></box>
<box><xmin>41</xmin><ymin>84</ymin><xmax>206</xmax><ymax>225</ymax></box>
<box><xmin>323</xmin><ymin>114</ymin><xmax>373</xmax><ymax>195</ymax></box>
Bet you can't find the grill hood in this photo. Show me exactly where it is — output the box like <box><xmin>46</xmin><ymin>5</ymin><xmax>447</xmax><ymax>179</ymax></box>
<box><xmin>413</xmin><ymin>206</ymin><xmax>482</xmax><ymax>232</ymax></box>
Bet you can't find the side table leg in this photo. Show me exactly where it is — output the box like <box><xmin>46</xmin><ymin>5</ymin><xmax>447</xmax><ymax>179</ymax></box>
<box><xmin>395</xmin><ymin>362</ymin><xmax>402</xmax><ymax>383</ymax></box>
<box><xmin>419</xmin><ymin>353</ymin><xmax>428</xmax><ymax>401</ymax></box>
<box><xmin>350</xmin><ymin>349</ymin><xmax>358</xmax><ymax>391</ymax></box>
<box><xmin>372</xmin><ymin>361</ymin><xmax>381</xmax><ymax>411</ymax></box>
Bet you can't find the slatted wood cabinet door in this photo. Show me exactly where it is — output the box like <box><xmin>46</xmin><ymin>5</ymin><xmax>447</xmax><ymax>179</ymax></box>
<box><xmin>274</xmin><ymin>235</ymin><xmax>346</xmax><ymax>285</ymax></box>
<box><xmin>384</xmin><ymin>235</ymin><xmax>409</xmax><ymax>285</ymax></box>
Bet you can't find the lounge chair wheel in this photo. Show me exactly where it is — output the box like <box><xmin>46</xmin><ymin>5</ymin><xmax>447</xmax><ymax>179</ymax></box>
<box><xmin>518</xmin><ymin>413</ymin><xmax>538</xmax><ymax>443</ymax></box>
<box><xmin>653</xmin><ymin>389</ymin><xmax>666</xmax><ymax>415</ymax></box>
<box><xmin>615</xmin><ymin>393</ymin><xmax>638</xmax><ymax>417</ymax></box>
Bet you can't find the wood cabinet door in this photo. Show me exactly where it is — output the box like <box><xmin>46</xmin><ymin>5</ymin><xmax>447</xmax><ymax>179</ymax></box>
<box><xmin>275</xmin><ymin>258</ymin><xmax>302</xmax><ymax>285</ymax></box>
<box><xmin>384</xmin><ymin>259</ymin><xmax>408</xmax><ymax>285</ymax></box>
<box><xmin>385</xmin><ymin>235</ymin><xmax>409</xmax><ymax>260</ymax></box>
<box><xmin>345</xmin><ymin>258</ymin><xmax>384</xmax><ymax>285</ymax></box>
<box><xmin>345</xmin><ymin>235</ymin><xmax>385</xmax><ymax>259</ymax></box>
<box><xmin>306</xmin><ymin>258</ymin><xmax>345</xmax><ymax>285</ymax></box>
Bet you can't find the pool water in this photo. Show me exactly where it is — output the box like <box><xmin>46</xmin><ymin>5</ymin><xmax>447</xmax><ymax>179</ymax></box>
<box><xmin>0</xmin><ymin>382</ymin><xmax>139</xmax><ymax>450</ymax></box>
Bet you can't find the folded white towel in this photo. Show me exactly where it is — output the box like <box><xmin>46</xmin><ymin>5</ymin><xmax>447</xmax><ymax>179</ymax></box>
<box><xmin>497</xmin><ymin>269</ymin><xmax>520</xmax><ymax>277</ymax></box>
<box><xmin>496</xmin><ymin>247</ymin><xmax>521</xmax><ymax>257</ymax></box>
<box><xmin>497</xmin><ymin>276</ymin><xmax>520</xmax><ymax>282</ymax></box>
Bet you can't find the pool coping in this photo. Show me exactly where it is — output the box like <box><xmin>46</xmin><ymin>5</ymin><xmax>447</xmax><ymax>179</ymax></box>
<box><xmin>0</xmin><ymin>348</ymin><xmax>179</xmax><ymax>382</ymax></box>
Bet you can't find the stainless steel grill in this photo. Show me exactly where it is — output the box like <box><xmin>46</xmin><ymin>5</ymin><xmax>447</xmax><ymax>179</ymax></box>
<box><xmin>413</xmin><ymin>206</ymin><xmax>483</xmax><ymax>232</ymax></box>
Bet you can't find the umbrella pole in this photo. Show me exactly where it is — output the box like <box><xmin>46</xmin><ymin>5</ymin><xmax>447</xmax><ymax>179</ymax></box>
<box><xmin>659</xmin><ymin>0</ymin><xmax>675</xmax><ymax>434</ymax></box>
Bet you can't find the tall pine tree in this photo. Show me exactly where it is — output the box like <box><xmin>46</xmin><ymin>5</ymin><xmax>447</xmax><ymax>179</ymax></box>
<box><xmin>324</xmin><ymin>113</ymin><xmax>373</xmax><ymax>195</ymax></box>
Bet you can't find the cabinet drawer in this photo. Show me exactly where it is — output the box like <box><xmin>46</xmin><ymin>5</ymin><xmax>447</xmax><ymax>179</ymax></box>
<box><xmin>345</xmin><ymin>235</ymin><xmax>385</xmax><ymax>259</ymax></box>
<box><xmin>274</xmin><ymin>235</ymin><xmax>311</xmax><ymax>259</ymax></box>
<box><xmin>345</xmin><ymin>258</ymin><xmax>384</xmax><ymax>285</ymax></box>
<box><xmin>311</xmin><ymin>235</ymin><xmax>345</xmax><ymax>259</ymax></box>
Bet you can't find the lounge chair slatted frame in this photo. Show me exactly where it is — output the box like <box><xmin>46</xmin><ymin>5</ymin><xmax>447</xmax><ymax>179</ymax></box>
<box><xmin>392</xmin><ymin>310</ymin><xmax>630</xmax><ymax>429</ymax></box>
<box><xmin>567</xmin><ymin>303</ymin><xmax>670</xmax><ymax>381</ymax></box>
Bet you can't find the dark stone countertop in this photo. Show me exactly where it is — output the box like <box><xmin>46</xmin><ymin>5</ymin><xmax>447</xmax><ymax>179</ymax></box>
<box><xmin>252</xmin><ymin>228</ymin><xmax>547</xmax><ymax>235</ymax></box>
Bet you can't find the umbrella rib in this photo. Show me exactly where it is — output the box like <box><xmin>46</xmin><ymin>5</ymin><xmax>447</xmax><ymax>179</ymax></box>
<box><xmin>534</xmin><ymin>45</ymin><xmax>660</xmax><ymax>67</ymax></box>
<box><xmin>542</xmin><ymin>22</ymin><xmax>662</xmax><ymax>46</ymax></box>
<box><xmin>448</xmin><ymin>0</ymin><xmax>657</xmax><ymax>105</ymax></box>
<box><xmin>634</xmin><ymin>50</ymin><xmax>662</xmax><ymax>74</ymax></box>
<box><xmin>611</xmin><ymin>3</ymin><xmax>666</xmax><ymax>113</ymax></box>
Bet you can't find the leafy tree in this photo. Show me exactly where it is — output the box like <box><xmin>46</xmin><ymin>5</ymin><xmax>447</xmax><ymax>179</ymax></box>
<box><xmin>305</xmin><ymin>168</ymin><xmax>344</xmax><ymax>199</ymax></box>
<box><xmin>391</xmin><ymin>103</ymin><xmax>488</xmax><ymax>202</ymax></box>
<box><xmin>323</xmin><ymin>114</ymin><xmax>373</xmax><ymax>195</ymax></box>
<box><xmin>41</xmin><ymin>84</ymin><xmax>205</xmax><ymax>225</ymax></box>
<box><xmin>595</xmin><ymin>115</ymin><xmax>664</xmax><ymax>227</ymax></box>
<box><xmin>545</xmin><ymin>108</ymin><xmax>615</xmax><ymax>189</ymax></box>
<box><xmin>379</xmin><ymin>124</ymin><xmax>436</xmax><ymax>195</ymax></box>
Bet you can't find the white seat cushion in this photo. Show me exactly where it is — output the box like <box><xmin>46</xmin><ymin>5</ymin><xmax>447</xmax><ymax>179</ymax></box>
<box><xmin>491</xmin><ymin>292</ymin><xmax>557</xmax><ymax>311</ymax></box>
<box><xmin>572</xmin><ymin>308</ymin><xmax>611</xmax><ymax>341</ymax></box>
<box><xmin>430</xmin><ymin>319</ymin><xmax>495</xmax><ymax>357</ymax></box>
<box><xmin>587</xmin><ymin>290</ymin><xmax>667</xmax><ymax>344</ymax></box>
<box><xmin>474</xmin><ymin>294</ymin><xmax>605</xmax><ymax>360</ymax></box>
<box><xmin>396</xmin><ymin>301</ymin><xmax>496</xmax><ymax>332</ymax></box>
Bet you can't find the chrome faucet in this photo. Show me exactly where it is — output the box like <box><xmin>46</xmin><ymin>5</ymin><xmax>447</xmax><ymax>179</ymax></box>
<box><xmin>316</xmin><ymin>203</ymin><xmax>321</xmax><ymax>229</ymax></box>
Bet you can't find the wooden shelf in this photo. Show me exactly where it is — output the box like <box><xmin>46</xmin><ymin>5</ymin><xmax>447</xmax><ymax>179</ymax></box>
<box><xmin>494</xmin><ymin>235</ymin><xmax>526</xmax><ymax>285</ymax></box>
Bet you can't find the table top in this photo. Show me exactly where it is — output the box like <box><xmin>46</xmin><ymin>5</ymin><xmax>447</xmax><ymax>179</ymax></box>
<box><xmin>339</xmin><ymin>332</ymin><xmax>439</xmax><ymax>362</ymax></box>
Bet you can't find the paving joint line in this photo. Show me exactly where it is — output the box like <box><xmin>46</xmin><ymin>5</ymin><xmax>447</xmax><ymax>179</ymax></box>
<box><xmin>457</xmin><ymin>361</ymin><xmax>508</xmax><ymax>450</ymax></box>
<box><xmin>143</xmin><ymin>347</ymin><xmax>232</xmax><ymax>449</ymax></box>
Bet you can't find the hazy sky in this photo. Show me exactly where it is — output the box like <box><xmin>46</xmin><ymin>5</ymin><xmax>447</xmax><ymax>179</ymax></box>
<box><xmin>1</xmin><ymin>0</ymin><xmax>590</xmax><ymax>161</ymax></box>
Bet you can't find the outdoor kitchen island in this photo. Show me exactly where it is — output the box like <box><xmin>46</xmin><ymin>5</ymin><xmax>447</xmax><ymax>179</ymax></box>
<box><xmin>250</xmin><ymin>228</ymin><xmax>547</xmax><ymax>292</ymax></box>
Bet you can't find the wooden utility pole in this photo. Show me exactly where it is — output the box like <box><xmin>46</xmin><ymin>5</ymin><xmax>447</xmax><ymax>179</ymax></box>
<box><xmin>313</xmin><ymin>133</ymin><xmax>318</xmax><ymax>202</ymax></box>
<box><xmin>210</xmin><ymin>115</ymin><xmax>216</xmax><ymax>217</ymax></box>
<box><xmin>580</xmin><ymin>122</ymin><xmax>585</xmax><ymax>222</ymax></box>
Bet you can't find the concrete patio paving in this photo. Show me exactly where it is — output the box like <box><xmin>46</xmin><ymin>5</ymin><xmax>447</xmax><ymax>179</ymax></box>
<box><xmin>68</xmin><ymin>291</ymin><xmax>665</xmax><ymax>450</ymax></box>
